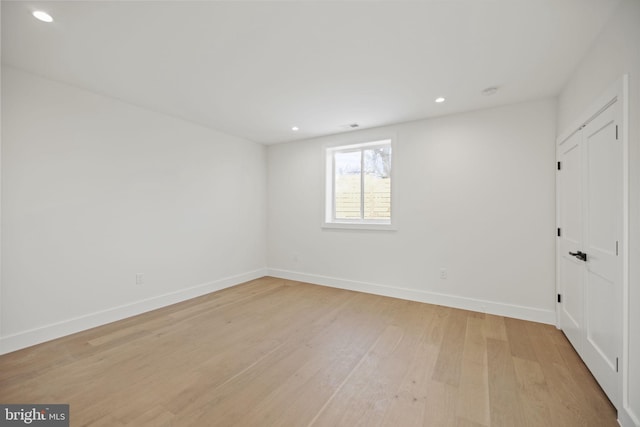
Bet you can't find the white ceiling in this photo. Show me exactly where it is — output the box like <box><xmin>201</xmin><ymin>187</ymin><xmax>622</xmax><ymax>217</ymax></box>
<box><xmin>1</xmin><ymin>0</ymin><xmax>621</xmax><ymax>144</ymax></box>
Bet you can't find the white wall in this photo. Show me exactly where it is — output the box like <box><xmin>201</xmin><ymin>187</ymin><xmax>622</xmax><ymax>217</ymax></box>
<box><xmin>0</xmin><ymin>66</ymin><xmax>267</xmax><ymax>353</ymax></box>
<box><xmin>267</xmin><ymin>98</ymin><xmax>557</xmax><ymax>323</ymax></box>
<box><xmin>557</xmin><ymin>1</ymin><xmax>640</xmax><ymax>425</ymax></box>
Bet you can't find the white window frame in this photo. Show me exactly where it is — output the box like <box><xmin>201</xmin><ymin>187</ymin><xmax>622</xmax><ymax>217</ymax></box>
<box><xmin>323</xmin><ymin>138</ymin><xmax>396</xmax><ymax>231</ymax></box>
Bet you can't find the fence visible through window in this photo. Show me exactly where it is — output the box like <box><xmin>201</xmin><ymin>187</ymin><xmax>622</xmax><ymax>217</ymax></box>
<box><xmin>328</xmin><ymin>141</ymin><xmax>392</xmax><ymax>225</ymax></box>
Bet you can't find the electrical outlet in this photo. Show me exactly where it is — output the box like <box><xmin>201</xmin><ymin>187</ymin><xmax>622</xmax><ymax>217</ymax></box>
<box><xmin>135</xmin><ymin>273</ymin><xmax>144</xmax><ymax>285</ymax></box>
<box><xmin>440</xmin><ymin>269</ymin><xmax>447</xmax><ymax>280</ymax></box>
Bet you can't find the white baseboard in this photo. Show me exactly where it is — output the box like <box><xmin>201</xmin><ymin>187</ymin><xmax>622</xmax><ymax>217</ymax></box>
<box><xmin>0</xmin><ymin>267</ymin><xmax>558</xmax><ymax>355</ymax></box>
<box><xmin>267</xmin><ymin>268</ymin><xmax>556</xmax><ymax>325</ymax></box>
<box><xmin>0</xmin><ymin>268</ymin><xmax>267</xmax><ymax>355</ymax></box>
<box><xmin>619</xmin><ymin>407</ymin><xmax>640</xmax><ymax>427</ymax></box>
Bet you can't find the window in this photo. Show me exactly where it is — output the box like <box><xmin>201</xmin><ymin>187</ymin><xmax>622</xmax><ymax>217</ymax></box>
<box><xmin>325</xmin><ymin>139</ymin><xmax>393</xmax><ymax>229</ymax></box>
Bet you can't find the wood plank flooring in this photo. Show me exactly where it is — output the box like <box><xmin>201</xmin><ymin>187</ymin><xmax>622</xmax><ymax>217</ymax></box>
<box><xmin>0</xmin><ymin>277</ymin><xmax>617</xmax><ymax>426</ymax></box>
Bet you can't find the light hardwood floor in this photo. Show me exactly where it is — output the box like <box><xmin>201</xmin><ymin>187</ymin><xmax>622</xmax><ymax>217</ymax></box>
<box><xmin>0</xmin><ymin>277</ymin><xmax>617</xmax><ymax>426</ymax></box>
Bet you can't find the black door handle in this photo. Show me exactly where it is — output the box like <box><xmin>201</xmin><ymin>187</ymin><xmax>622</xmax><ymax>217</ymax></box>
<box><xmin>569</xmin><ymin>251</ymin><xmax>588</xmax><ymax>262</ymax></box>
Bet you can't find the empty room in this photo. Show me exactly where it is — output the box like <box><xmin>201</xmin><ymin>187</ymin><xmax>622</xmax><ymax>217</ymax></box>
<box><xmin>1</xmin><ymin>1</ymin><xmax>639</xmax><ymax>426</ymax></box>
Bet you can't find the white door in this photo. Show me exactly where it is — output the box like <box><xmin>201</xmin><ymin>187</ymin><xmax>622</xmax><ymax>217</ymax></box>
<box><xmin>581</xmin><ymin>103</ymin><xmax>622</xmax><ymax>406</ymax></box>
<box><xmin>557</xmin><ymin>100</ymin><xmax>622</xmax><ymax>408</ymax></box>
<box><xmin>557</xmin><ymin>130</ymin><xmax>583</xmax><ymax>353</ymax></box>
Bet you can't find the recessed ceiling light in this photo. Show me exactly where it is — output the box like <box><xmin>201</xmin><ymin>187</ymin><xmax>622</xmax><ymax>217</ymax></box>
<box><xmin>435</xmin><ymin>97</ymin><xmax>446</xmax><ymax>103</ymax></box>
<box><xmin>32</xmin><ymin>10</ymin><xmax>54</xmax><ymax>23</ymax></box>
<box><xmin>482</xmin><ymin>86</ymin><xmax>499</xmax><ymax>96</ymax></box>
<box><xmin>291</xmin><ymin>126</ymin><xmax>299</xmax><ymax>131</ymax></box>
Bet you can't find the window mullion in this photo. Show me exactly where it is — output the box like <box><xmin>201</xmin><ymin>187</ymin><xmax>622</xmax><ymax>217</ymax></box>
<box><xmin>360</xmin><ymin>149</ymin><xmax>365</xmax><ymax>220</ymax></box>
<box><xmin>332</xmin><ymin>152</ymin><xmax>337</xmax><ymax>222</ymax></box>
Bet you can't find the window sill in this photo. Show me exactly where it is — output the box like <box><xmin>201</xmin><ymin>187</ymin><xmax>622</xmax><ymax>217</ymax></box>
<box><xmin>322</xmin><ymin>222</ymin><xmax>397</xmax><ymax>232</ymax></box>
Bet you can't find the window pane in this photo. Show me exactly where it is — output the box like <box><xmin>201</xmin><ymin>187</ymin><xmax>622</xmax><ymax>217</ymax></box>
<box><xmin>334</xmin><ymin>151</ymin><xmax>361</xmax><ymax>219</ymax></box>
<box><xmin>363</xmin><ymin>146</ymin><xmax>391</xmax><ymax>220</ymax></box>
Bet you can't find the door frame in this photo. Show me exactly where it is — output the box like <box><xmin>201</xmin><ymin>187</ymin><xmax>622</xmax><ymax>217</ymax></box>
<box><xmin>555</xmin><ymin>75</ymin><xmax>629</xmax><ymax>413</ymax></box>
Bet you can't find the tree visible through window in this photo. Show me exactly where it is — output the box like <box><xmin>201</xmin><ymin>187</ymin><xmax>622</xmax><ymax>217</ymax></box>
<box><xmin>326</xmin><ymin>140</ymin><xmax>392</xmax><ymax>225</ymax></box>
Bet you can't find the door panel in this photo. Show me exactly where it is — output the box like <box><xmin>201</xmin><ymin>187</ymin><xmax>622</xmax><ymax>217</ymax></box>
<box><xmin>582</xmin><ymin>103</ymin><xmax>621</xmax><ymax>406</ymax></box>
<box><xmin>560</xmin><ymin>256</ymin><xmax>583</xmax><ymax>349</ymax></box>
<box><xmin>586</xmin><ymin>272</ymin><xmax>617</xmax><ymax>369</ymax></box>
<box><xmin>558</xmin><ymin>131</ymin><xmax>583</xmax><ymax>351</ymax></box>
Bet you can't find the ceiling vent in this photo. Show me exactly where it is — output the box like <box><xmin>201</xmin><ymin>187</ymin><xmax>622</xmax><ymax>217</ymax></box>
<box><xmin>482</xmin><ymin>86</ymin><xmax>499</xmax><ymax>96</ymax></box>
